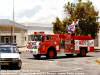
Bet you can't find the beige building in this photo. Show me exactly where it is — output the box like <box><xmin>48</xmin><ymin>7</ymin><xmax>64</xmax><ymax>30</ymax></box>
<box><xmin>0</xmin><ymin>19</ymin><xmax>27</xmax><ymax>47</ymax></box>
<box><xmin>98</xmin><ymin>31</ymin><xmax>100</xmax><ymax>49</ymax></box>
<box><xmin>95</xmin><ymin>30</ymin><xmax>100</xmax><ymax>49</ymax></box>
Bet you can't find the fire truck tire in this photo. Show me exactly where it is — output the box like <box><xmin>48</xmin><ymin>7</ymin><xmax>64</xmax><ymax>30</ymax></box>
<box><xmin>79</xmin><ymin>49</ymin><xmax>86</xmax><ymax>57</ymax></box>
<box><xmin>33</xmin><ymin>55</ymin><xmax>41</xmax><ymax>59</ymax></box>
<box><xmin>46</xmin><ymin>49</ymin><xmax>57</xmax><ymax>59</ymax></box>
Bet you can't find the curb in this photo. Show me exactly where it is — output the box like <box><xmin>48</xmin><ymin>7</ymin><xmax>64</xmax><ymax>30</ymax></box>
<box><xmin>94</xmin><ymin>49</ymin><xmax>100</xmax><ymax>52</ymax></box>
<box><xmin>96</xmin><ymin>59</ymin><xmax>100</xmax><ymax>64</ymax></box>
<box><xmin>19</xmin><ymin>50</ymin><xmax>30</xmax><ymax>52</ymax></box>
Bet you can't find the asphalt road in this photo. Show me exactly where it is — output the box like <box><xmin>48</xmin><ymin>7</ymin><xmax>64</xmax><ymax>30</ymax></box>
<box><xmin>0</xmin><ymin>52</ymin><xmax>100</xmax><ymax>75</ymax></box>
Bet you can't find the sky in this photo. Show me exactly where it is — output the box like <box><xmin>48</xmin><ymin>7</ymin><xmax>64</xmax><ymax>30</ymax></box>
<box><xmin>0</xmin><ymin>0</ymin><xmax>100</xmax><ymax>24</ymax></box>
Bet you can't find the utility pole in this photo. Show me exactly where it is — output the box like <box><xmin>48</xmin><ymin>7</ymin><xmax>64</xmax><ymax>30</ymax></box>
<box><xmin>12</xmin><ymin>0</ymin><xmax>15</xmax><ymax>44</ymax></box>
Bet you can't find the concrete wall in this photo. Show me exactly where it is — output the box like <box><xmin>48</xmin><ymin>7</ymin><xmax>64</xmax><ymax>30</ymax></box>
<box><xmin>14</xmin><ymin>31</ymin><xmax>28</xmax><ymax>47</ymax></box>
<box><xmin>98</xmin><ymin>30</ymin><xmax>100</xmax><ymax>49</ymax></box>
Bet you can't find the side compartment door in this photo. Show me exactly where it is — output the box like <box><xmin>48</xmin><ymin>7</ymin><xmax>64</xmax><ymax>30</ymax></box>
<box><xmin>65</xmin><ymin>39</ymin><xmax>75</xmax><ymax>53</ymax></box>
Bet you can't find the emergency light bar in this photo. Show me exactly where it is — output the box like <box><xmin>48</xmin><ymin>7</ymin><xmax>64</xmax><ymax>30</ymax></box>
<box><xmin>34</xmin><ymin>32</ymin><xmax>44</xmax><ymax>35</ymax></box>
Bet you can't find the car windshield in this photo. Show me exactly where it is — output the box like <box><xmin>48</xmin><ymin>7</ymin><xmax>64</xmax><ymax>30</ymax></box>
<box><xmin>0</xmin><ymin>47</ymin><xmax>11</xmax><ymax>53</ymax></box>
<box><xmin>0</xmin><ymin>47</ymin><xmax>18</xmax><ymax>53</ymax></box>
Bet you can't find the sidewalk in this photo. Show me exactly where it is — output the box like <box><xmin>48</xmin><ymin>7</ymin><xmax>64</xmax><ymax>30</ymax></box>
<box><xmin>94</xmin><ymin>49</ymin><xmax>100</xmax><ymax>52</ymax></box>
<box><xmin>94</xmin><ymin>47</ymin><xmax>100</xmax><ymax>52</ymax></box>
<box><xmin>18</xmin><ymin>47</ymin><xmax>27</xmax><ymax>52</ymax></box>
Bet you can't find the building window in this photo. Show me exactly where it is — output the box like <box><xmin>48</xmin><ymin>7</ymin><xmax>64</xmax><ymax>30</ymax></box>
<box><xmin>0</xmin><ymin>36</ymin><xmax>16</xmax><ymax>44</ymax></box>
<box><xmin>25</xmin><ymin>37</ymin><xmax>26</xmax><ymax>41</ymax></box>
<box><xmin>94</xmin><ymin>36</ymin><xmax>98</xmax><ymax>46</ymax></box>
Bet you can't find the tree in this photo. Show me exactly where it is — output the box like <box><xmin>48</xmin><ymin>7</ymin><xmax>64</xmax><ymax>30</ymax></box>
<box><xmin>53</xmin><ymin>0</ymin><xmax>99</xmax><ymax>38</ymax></box>
<box><xmin>53</xmin><ymin>17</ymin><xmax>65</xmax><ymax>34</ymax></box>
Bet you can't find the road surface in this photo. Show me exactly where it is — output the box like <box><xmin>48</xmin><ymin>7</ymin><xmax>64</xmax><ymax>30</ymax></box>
<box><xmin>0</xmin><ymin>51</ymin><xmax>100</xmax><ymax>75</ymax></box>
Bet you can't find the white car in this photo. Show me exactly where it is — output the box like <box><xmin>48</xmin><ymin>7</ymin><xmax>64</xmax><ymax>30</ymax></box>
<box><xmin>0</xmin><ymin>44</ymin><xmax>22</xmax><ymax>69</ymax></box>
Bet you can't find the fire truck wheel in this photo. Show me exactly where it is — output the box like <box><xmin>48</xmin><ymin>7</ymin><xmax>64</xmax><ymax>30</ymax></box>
<box><xmin>46</xmin><ymin>49</ymin><xmax>57</xmax><ymax>59</ymax></box>
<box><xmin>80</xmin><ymin>49</ymin><xmax>86</xmax><ymax>57</ymax></box>
<box><xmin>33</xmin><ymin>55</ymin><xmax>40</xmax><ymax>59</ymax></box>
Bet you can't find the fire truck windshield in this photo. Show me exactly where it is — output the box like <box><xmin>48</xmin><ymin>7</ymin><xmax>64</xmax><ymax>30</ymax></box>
<box><xmin>32</xmin><ymin>35</ymin><xmax>42</xmax><ymax>41</ymax></box>
<box><xmin>30</xmin><ymin>34</ymin><xmax>52</xmax><ymax>42</ymax></box>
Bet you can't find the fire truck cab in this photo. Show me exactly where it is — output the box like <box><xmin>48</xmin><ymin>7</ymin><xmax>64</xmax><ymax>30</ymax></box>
<box><xmin>27</xmin><ymin>32</ymin><xmax>94</xmax><ymax>59</ymax></box>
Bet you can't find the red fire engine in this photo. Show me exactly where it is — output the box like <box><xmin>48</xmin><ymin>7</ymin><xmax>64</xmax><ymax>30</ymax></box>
<box><xmin>27</xmin><ymin>32</ymin><xmax>94</xmax><ymax>59</ymax></box>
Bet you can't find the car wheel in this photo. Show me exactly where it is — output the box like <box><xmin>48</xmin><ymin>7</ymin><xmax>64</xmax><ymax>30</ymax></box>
<box><xmin>16</xmin><ymin>61</ymin><xmax>22</xmax><ymax>70</ymax></box>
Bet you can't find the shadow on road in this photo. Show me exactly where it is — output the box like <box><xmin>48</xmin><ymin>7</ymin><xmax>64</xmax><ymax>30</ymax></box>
<box><xmin>27</xmin><ymin>55</ymin><xmax>94</xmax><ymax>60</ymax></box>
